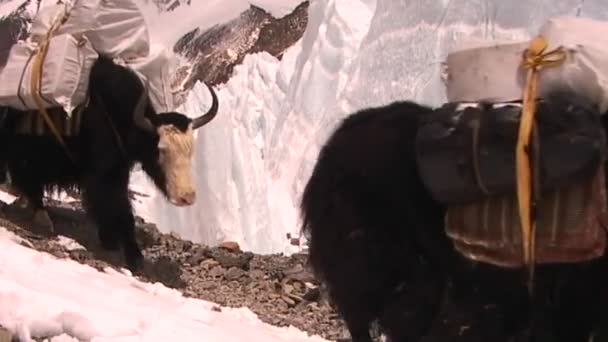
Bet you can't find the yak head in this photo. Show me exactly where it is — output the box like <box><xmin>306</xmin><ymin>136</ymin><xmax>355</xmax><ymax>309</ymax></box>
<box><xmin>131</xmin><ymin>81</ymin><xmax>219</xmax><ymax>207</ymax></box>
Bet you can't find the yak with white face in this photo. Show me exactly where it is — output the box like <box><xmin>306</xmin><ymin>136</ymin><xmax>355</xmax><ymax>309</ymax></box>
<box><xmin>131</xmin><ymin>79</ymin><xmax>217</xmax><ymax>207</ymax></box>
<box><xmin>0</xmin><ymin>55</ymin><xmax>219</xmax><ymax>271</ymax></box>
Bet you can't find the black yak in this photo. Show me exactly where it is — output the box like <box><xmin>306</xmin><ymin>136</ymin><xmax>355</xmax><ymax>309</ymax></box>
<box><xmin>0</xmin><ymin>54</ymin><xmax>219</xmax><ymax>272</ymax></box>
<box><xmin>300</xmin><ymin>95</ymin><xmax>608</xmax><ymax>342</ymax></box>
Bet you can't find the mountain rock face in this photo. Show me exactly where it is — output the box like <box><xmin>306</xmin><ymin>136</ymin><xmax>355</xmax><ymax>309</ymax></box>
<box><xmin>170</xmin><ymin>1</ymin><xmax>308</xmax><ymax>105</ymax></box>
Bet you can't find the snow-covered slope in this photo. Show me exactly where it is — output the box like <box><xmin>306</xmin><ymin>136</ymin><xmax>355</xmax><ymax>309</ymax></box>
<box><xmin>134</xmin><ymin>0</ymin><xmax>608</xmax><ymax>255</ymax></box>
<box><xmin>0</xmin><ymin>226</ymin><xmax>328</xmax><ymax>342</ymax></box>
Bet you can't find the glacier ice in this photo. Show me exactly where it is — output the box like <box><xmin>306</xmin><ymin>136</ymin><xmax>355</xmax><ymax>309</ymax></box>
<box><xmin>134</xmin><ymin>0</ymin><xmax>608</xmax><ymax>255</ymax></box>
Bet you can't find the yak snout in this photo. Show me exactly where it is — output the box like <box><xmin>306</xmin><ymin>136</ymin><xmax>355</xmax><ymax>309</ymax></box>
<box><xmin>170</xmin><ymin>189</ymin><xmax>196</xmax><ymax>206</ymax></box>
<box><xmin>157</xmin><ymin>124</ymin><xmax>197</xmax><ymax>207</ymax></box>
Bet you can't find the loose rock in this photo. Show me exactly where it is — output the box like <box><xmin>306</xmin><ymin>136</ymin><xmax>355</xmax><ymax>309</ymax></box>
<box><xmin>224</xmin><ymin>267</ymin><xmax>246</xmax><ymax>281</ymax></box>
<box><xmin>219</xmin><ymin>241</ymin><xmax>241</xmax><ymax>252</ymax></box>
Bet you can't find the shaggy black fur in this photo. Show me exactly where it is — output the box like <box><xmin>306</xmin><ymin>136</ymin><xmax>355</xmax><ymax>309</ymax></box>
<box><xmin>300</xmin><ymin>99</ymin><xmax>608</xmax><ymax>342</ymax></box>
<box><xmin>0</xmin><ymin>55</ymin><xmax>217</xmax><ymax>272</ymax></box>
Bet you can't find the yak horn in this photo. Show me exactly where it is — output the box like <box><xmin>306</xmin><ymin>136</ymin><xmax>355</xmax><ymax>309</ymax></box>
<box><xmin>133</xmin><ymin>79</ymin><xmax>155</xmax><ymax>132</ymax></box>
<box><xmin>192</xmin><ymin>82</ymin><xmax>219</xmax><ymax>129</ymax></box>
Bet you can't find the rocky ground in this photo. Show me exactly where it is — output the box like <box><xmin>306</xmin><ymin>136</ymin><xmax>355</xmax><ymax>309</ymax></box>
<box><xmin>0</xmin><ymin>192</ymin><xmax>380</xmax><ymax>342</ymax></box>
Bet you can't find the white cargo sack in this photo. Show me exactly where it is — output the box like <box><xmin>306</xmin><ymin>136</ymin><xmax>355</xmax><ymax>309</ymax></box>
<box><xmin>443</xmin><ymin>16</ymin><xmax>608</xmax><ymax>112</ymax></box>
<box><xmin>0</xmin><ymin>34</ymin><xmax>98</xmax><ymax>113</ymax></box>
<box><xmin>28</xmin><ymin>0</ymin><xmax>179</xmax><ymax>113</ymax></box>
<box><xmin>126</xmin><ymin>45</ymin><xmax>179</xmax><ymax>113</ymax></box>
<box><xmin>30</xmin><ymin>0</ymin><xmax>150</xmax><ymax>60</ymax></box>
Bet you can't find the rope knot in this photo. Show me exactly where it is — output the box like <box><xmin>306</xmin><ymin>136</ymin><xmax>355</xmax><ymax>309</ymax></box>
<box><xmin>522</xmin><ymin>36</ymin><xmax>568</xmax><ymax>72</ymax></box>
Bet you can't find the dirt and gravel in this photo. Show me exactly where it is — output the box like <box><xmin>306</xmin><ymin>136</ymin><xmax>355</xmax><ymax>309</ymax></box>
<box><xmin>0</xmin><ymin>193</ymin><xmax>374</xmax><ymax>342</ymax></box>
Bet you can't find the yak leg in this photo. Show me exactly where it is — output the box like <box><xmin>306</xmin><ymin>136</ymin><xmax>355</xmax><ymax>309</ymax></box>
<box><xmin>32</xmin><ymin>207</ymin><xmax>54</xmax><ymax>234</ymax></box>
<box><xmin>419</xmin><ymin>267</ymin><xmax>531</xmax><ymax>342</ymax></box>
<box><xmin>339</xmin><ymin>307</ymin><xmax>373</xmax><ymax>342</ymax></box>
<box><xmin>548</xmin><ymin>258</ymin><xmax>608</xmax><ymax>342</ymax></box>
<box><xmin>379</xmin><ymin>268</ymin><xmax>445</xmax><ymax>341</ymax></box>
<box><xmin>10</xmin><ymin>181</ymin><xmax>54</xmax><ymax>234</ymax></box>
<box><xmin>504</xmin><ymin>259</ymin><xmax>608</xmax><ymax>342</ymax></box>
<box><xmin>329</xmin><ymin>287</ymin><xmax>373</xmax><ymax>342</ymax></box>
<box><xmin>82</xmin><ymin>173</ymin><xmax>143</xmax><ymax>272</ymax></box>
<box><xmin>12</xmin><ymin>195</ymin><xmax>28</xmax><ymax>208</ymax></box>
<box><xmin>28</xmin><ymin>196</ymin><xmax>54</xmax><ymax>234</ymax></box>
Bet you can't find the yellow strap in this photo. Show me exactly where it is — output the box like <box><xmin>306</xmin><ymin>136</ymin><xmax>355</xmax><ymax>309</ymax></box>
<box><xmin>29</xmin><ymin>6</ymin><xmax>75</xmax><ymax>161</ymax></box>
<box><xmin>517</xmin><ymin>36</ymin><xmax>567</xmax><ymax>293</ymax></box>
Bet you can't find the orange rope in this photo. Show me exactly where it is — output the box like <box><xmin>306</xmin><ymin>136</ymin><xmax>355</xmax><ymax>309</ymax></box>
<box><xmin>517</xmin><ymin>35</ymin><xmax>567</xmax><ymax>293</ymax></box>
<box><xmin>29</xmin><ymin>5</ymin><xmax>75</xmax><ymax>161</ymax></box>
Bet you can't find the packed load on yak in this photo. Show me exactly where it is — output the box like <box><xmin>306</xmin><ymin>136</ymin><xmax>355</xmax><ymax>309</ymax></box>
<box><xmin>0</xmin><ymin>0</ymin><xmax>177</xmax><ymax>120</ymax></box>
<box><xmin>415</xmin><ymin>16</ymin><xmax>608</xmax><ymax>290</ymax></box>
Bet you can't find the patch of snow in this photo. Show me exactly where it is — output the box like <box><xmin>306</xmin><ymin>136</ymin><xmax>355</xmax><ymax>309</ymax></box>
<box><xmin>128</xmin><ymin>178</ymin><xmax>155</xmax><ymax>223</ymax></box>
<box><xmin>54</xmin><ymin>236</ymin><xmax>85</xmax><ymax>251</ymax></box>
<box><xmin>0</xmin><ymin>228</ymin><xmax>328</xmax><ymax>342</ymax></box>
<box><xmin>250</xmin><ymin>0</ymin><xmax>306</xmax><ymax>18</ymax></box>
<box><xmin>140</xmin><ymin>0</ymin><xmax>249</xmax><ymax>47</ymax></box>
<box><xmin>0</xmin><ymin>189</ymin><xmax>16</xmax><ymax>204</ymax></box>
<box><xmin>0</xmin><ymin>0</ymin><xmax>27</xmax><ymax>18</ymax></box>
<box><xmin>46</xmin><ymin>190</ymin><xmax>78</xmax><ymax>203</ymax></box>
<box><xmin>0</xmin><ymin>227</ymin><xmax>25</xmax><ymax>244</ymax></box>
